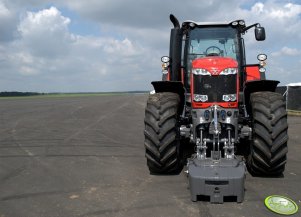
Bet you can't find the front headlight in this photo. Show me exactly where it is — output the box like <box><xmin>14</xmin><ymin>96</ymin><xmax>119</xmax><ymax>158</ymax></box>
<box><xmin>222</xmin><ymin>94</ymin><xmax>237</xmax><ymax>102</ymax></box>
<box><xmin>192</xmin><ymin>68</ymin><xmax>211</xmax><ymax>76</ymax></box>
<box><xmin>194</xmin><ymin>94</ymin><xmax>208</xmax><ymax>102</ymax></box>
<box><xmin>220</xmin><ymin>68</ymin><xmax>237</xmax><ymax>75</ymax></box>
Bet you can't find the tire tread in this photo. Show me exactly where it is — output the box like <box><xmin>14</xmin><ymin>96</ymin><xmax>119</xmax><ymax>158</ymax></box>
<box><xmin>247</xmin><ymin>91</ymin><xmax>288</xmax><ymax>176</ymax></box>
<box><xmin>144</xmin><ymin>92</ymin><xmax>182</xmax><ymax>174</ymax></box>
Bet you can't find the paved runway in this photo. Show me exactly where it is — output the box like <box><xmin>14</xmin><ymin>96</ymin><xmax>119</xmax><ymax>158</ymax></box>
<box><xmin>0</xmin><ymin>94</ymin><xmax>300</xmax><ymax>217</ymax></box>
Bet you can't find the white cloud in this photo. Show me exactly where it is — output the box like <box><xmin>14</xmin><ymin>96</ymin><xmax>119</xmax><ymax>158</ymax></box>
<box><xmin>19</xmin><ymin>7</ymin><xmax>70</xmax><ymax>35</ymax></box>
<box><xmin>104</xmin><ymin>38</ymin><xmax>139</xmax><ymax>56</ymax></box>
<box><xmin>271</xmin><ymin>47</ymin><xmax>301</xmax><ymax>57</ymax></box>
<box><xmin>0</xmin><ymin>1</ymin><xmax>17</xmax><ymax>41</ymax></box>
<box><xmin>249</xmin><ymin>1</ymin><xmax>301</xmax><ymax>20</ymax></box>
<box><xmin>251</xmin><ymin>2</ymin><xmax>265</xmax><ymax>14</ymax></box>
<box><xmin>17</xmin><ymin>6</ymin><xmax>73</xmax><ymax>58</ymax></box>
<box><xmin>0</xmin><ymin>1</ymin><xmax>9</xmax><ymax>16</ymax></box>
<box><xmin>269</xmin><ymin>3</ymin><xmax>301</xmax><ymax>19</ymax></box>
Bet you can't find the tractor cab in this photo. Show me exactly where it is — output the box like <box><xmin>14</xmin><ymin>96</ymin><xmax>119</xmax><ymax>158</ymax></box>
<box><xmin>181</xmin><ymin>20</ymin><xmax>266</xmax><ymax>108</ymax></box>
<box><xmin>183</xmin><ymin>22</ymin><xmax>240</xmax><ymax>75</ymax></box>
<box><xmin>182</xmin><ymin>22</ymin><xmax>241</xmax><ymax>108</ymax></box>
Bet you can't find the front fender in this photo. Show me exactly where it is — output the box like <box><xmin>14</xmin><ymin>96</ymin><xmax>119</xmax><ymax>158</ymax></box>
<box><xmin>244</xmin><ymin>80</ymin><xmax>280</xmax><ymax>113</ymax></box>
<box><xmin>151</xmin><ymin>81</ymin><xmax>185</xmax><ymax>114</ymax></box>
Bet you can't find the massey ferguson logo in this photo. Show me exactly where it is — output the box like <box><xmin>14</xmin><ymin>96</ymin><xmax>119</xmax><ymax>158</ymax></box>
<box><xmin>211</xmin><ymin>68</ymin><xmax>219</xmax><ymax>75</ymax></box>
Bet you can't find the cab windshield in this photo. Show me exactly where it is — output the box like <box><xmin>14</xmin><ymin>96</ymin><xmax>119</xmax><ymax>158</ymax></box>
<box><xmin>186</xmin><ymin>26</ymin><xmax>239</xmax><ymax>67</ymax></box>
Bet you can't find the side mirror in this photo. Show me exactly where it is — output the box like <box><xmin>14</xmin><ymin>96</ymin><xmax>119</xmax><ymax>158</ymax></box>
<box><xmin>255</xmin><ymin>27</ymin><xmax>266</xmax><ymax>41</ymax></box>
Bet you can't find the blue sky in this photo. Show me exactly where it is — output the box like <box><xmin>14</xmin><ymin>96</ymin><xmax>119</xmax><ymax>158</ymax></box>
<box><xmin>0</xmin><ymin>0</ymin><xmax>300</xmax><ymax>92</ymax></box>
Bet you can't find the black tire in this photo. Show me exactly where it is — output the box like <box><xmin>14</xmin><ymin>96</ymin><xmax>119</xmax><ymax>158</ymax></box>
<box><xmin>247</xmin><ymin>91</ymin><xmax>288</xmax><ymax>176</ymax></box>
<box><xmin>144</xmin><ymin>92</ymin><xmax>182</xmax><ymax>174</ymax></box>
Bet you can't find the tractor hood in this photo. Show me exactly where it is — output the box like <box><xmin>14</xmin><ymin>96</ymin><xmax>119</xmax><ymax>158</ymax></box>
<box><xmin>192</xmin><ymin>57</ymin><xmax>238</xmax><ymax>75</ymax></box>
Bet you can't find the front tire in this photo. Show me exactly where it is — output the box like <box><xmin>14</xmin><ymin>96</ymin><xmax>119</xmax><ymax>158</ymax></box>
<box><xmin>144</xmin><ymin>92</ymin><xmax>182</xmax><ymax>174</ymax></box>
<box><xmin>247</xmin><ymin>91</ymin><xmax>288</xmax><ymax>176</ymax></box>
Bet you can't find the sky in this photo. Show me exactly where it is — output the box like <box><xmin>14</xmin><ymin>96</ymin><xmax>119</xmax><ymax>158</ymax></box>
<box><xmin>0</xmin><ymin>0</ymin><xmax>300</xmax><ymax>92</ymax></box>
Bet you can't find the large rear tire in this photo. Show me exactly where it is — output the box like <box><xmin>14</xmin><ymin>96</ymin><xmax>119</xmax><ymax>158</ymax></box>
<box><xmin>247</xmin><ymin>91</ymin><xmax>288</xmax><ymax>176</ymax></box>
<box><xmin>144</xmin><ymin>92</ymin><xmax>182</xmax><ymax>174</ymax></box>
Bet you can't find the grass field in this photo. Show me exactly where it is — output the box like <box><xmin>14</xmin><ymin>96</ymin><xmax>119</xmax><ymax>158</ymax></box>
<box><xmin>287</xmin><ymin>109</ymin><xmax>301</xmax><ymax>116</ymax></box>
<box><xmin>0</xmin><ymin>92</ymin><xmax>147</xmax><ymax>100</ymax></box>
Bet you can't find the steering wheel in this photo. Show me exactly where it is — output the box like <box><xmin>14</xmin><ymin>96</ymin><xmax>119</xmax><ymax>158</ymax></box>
<box><xmin>205</xmin><ymin>46</ymin><xmax>222</xmax><ymax>56</ymax></box>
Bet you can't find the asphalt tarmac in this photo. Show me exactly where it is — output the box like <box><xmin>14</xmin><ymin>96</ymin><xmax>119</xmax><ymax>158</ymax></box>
<box><xmin>0</xmin><ymin>94</ymin><xmax>300</xmax><ymax>217</ymax></box>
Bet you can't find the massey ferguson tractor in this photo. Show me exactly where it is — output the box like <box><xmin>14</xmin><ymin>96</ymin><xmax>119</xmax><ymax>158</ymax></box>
<box><xmin>144</xmin><ymin>14</ymin><xmax>288</xmax><ymax>203</ymax></box>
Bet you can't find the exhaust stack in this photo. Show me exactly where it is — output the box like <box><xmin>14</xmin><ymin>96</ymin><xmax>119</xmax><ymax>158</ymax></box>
<box><xmin>169</xmin><ymin>14</ymin><xmax>182</xmax><ymax>81</ymax></box>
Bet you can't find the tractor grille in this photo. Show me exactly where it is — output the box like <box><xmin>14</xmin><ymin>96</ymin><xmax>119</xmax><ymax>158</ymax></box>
<box><xmin>193</xmin><ymin>74</ymin><xmax>237</xmax><ymax>102</ymax></box>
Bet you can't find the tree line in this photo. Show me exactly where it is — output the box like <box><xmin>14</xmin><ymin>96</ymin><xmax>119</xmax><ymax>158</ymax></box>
<box><xmin>0</xmin><ymin>92</ymin><xmax>43</xmax><ymax>97</ymax></box>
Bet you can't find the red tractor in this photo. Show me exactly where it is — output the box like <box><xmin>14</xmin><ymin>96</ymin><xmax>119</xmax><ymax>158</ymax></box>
<box><xmin>144</xmin><ymin>15</ymin><xmax>288</xmax><ymax>203</ymax></box>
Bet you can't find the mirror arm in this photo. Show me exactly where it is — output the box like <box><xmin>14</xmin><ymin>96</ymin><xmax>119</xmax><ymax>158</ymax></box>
<box><xmin>242</xmin><ymin>23</ymin><xmax>259</xmax><ymax>33</ymax></box>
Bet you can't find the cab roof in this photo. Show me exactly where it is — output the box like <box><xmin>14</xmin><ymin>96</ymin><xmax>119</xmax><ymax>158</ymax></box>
<box><xmin>182</xmin><ymin>20</ymin><xmax>230</xmax><ymax>26</ymax></box>
<box><xmin>182</xmin><ymin>20</ymin><xmax>246</xmax><ymax>28</ymax></box>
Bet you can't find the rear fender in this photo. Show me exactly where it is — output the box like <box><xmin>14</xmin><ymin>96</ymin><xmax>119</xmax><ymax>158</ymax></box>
<box><xmin>244</xmin><ymin>80</ymin><xmax>279</xmax><ymax>113</ymax></box>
